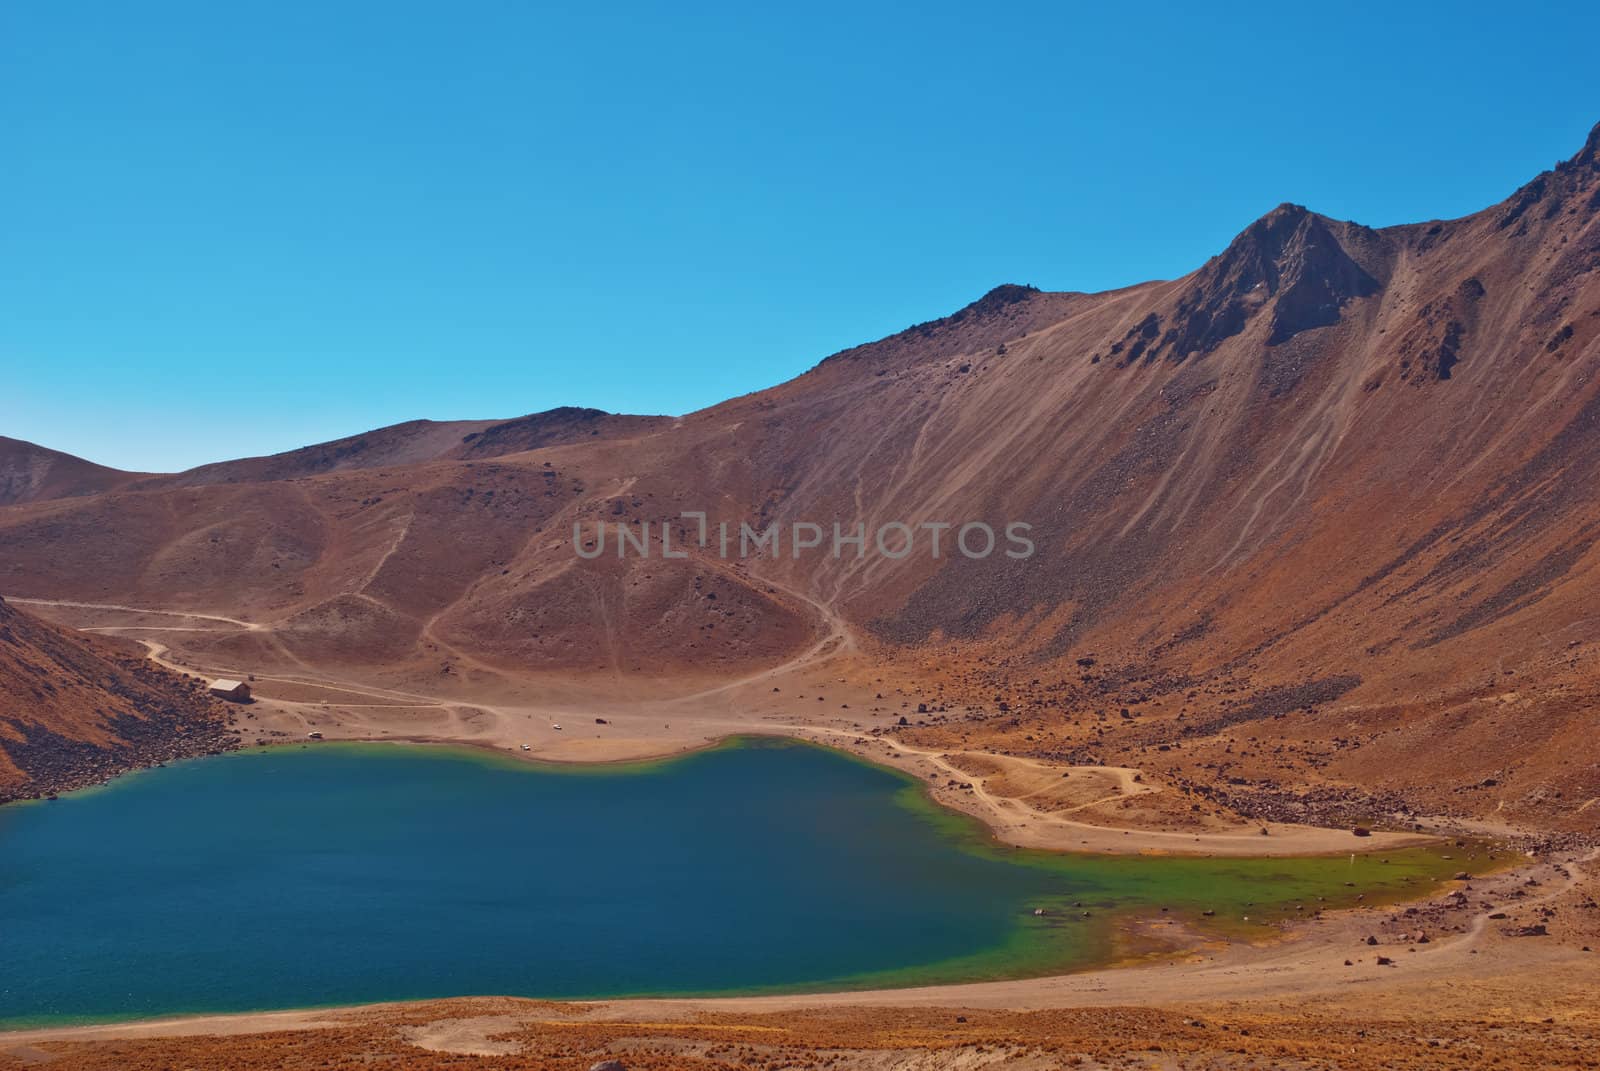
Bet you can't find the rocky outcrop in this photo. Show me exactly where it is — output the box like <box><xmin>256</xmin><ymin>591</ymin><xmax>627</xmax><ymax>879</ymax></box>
<box><xmin>818</xmin><ymin>283</ymin><xmax>1084</xmax><ymax>370</ymax></box>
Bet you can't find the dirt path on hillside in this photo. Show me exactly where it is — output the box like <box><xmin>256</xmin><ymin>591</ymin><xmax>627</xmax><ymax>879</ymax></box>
<box><xmin>10</xmin><ymin>597</ymin><xmax>266</xmax><ymax>630</ymax></box>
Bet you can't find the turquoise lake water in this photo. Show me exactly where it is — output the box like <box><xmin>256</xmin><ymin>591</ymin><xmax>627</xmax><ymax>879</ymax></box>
<box><xmin>0</xmin><ymin>738</ymin><xmax>1470</xmax><ymax>1026</ymax></box>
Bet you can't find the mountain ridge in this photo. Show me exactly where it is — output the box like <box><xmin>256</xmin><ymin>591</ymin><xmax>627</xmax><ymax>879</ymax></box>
<box><xmin>1</xmin><ymin>407</ymin><xmax>673</xmax><ymax>500</ymax></box>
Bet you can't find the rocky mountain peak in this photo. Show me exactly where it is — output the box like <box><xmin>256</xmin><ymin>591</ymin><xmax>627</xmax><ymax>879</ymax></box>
<box><xmin>1573</xmin><ymin>119</ymin><xmax>1600</xmax><ymax>170</ymax></box>
<box><xmin>1105</xmin><ymin>205</ymin><xmax>1383</xmax><ymax>367</ymax></box>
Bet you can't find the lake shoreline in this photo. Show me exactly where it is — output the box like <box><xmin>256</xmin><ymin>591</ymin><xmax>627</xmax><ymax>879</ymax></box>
<box><xmin>244</xmin><ymin>728</ymin><xmax>1457</xmax><ymax>858</ymax></box>
<box><xmin>8</xmin><ymin>597</ymin><xmax>1530</xmax><ymax>862</ymax></box>
<box><xmin>2</xmin><ymin>724</ymin><xmax>1457</xmax><ymax>858</ymax></box>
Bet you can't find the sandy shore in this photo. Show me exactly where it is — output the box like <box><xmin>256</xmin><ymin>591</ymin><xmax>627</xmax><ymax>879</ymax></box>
<box><xmin>18</xmin><ymin>597</ymin><xmax>1438</xmax><ymax>858</ymax></box>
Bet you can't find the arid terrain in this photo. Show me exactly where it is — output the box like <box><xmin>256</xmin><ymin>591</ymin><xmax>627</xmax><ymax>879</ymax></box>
<box><xmin>4</xmin><ymin>123</ymin><xmax>1600</xmax><ymax>1066</ymax></box>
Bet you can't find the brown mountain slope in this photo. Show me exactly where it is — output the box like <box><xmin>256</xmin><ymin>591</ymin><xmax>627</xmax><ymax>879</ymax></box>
<box><xmin>0</xmin><ymin>596</ymin><xmax>236</xmax><ymax>802</ymax></box>
<box><xmin>0</xmin><ymin>436</ymin><xmax>146</xmax><ymax>505</ymax></box>
<box><xmin>135</xmin><ymin>406</ymin><xmax>671</xmax><ymax>488</ymax></box>
<box><xmin>3</xmin><ymin>123</ymin><xmax>1599</xmax><ymax>831</ymax></box>
<box><xmin>0</xmin><ymin>407</ymin><xmax>670</xmax><ymax>501</ymax></box>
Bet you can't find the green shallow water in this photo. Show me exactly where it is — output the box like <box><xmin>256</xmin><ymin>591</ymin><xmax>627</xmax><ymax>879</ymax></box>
<box><xmin>0</xmin><ymin>737</ymin><xmax>1479</xmax><ymax>1026</ymax></box>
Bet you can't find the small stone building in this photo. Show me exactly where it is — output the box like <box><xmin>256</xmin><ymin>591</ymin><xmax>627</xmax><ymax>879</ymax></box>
<box><xmin>208</xmin><ymin>678</ymin><xmax>252</xmax><ymax>702</ymax></box>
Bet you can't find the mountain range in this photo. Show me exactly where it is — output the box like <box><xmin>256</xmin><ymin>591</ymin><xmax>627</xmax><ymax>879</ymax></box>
<box><xmin>3</xmin><ymin>122</ymin><xmax>1598</xmax><ymax>828</ymax></box>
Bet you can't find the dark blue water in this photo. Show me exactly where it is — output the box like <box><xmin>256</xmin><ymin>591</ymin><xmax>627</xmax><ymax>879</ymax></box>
<box><xmin>0</xmin><ymin>740</ymin><xmax>1083</xmax><ymax>1024</ymax></box>
<box><xmin>0</xmin><ymin>738</ymin><xmax>1467</xmax><ymax>1026</ymax></box>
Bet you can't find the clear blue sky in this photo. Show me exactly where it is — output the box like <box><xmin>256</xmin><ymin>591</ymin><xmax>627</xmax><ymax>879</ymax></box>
<box><xmin>3</xmin><ymin>1</ymin><xmax>1597</xmax><ymax>472</ymax></box>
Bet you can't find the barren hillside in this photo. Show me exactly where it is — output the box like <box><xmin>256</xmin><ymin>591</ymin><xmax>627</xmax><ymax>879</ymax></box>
<box><xmin>0</xmin><ymin>596</ymin><xmax>235</xmax><ymax>802</ymax></box>
<box><xmin>0</xmin><ymin>436</ymin><xmax>145</xmax><ymax>506</ymax></box>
